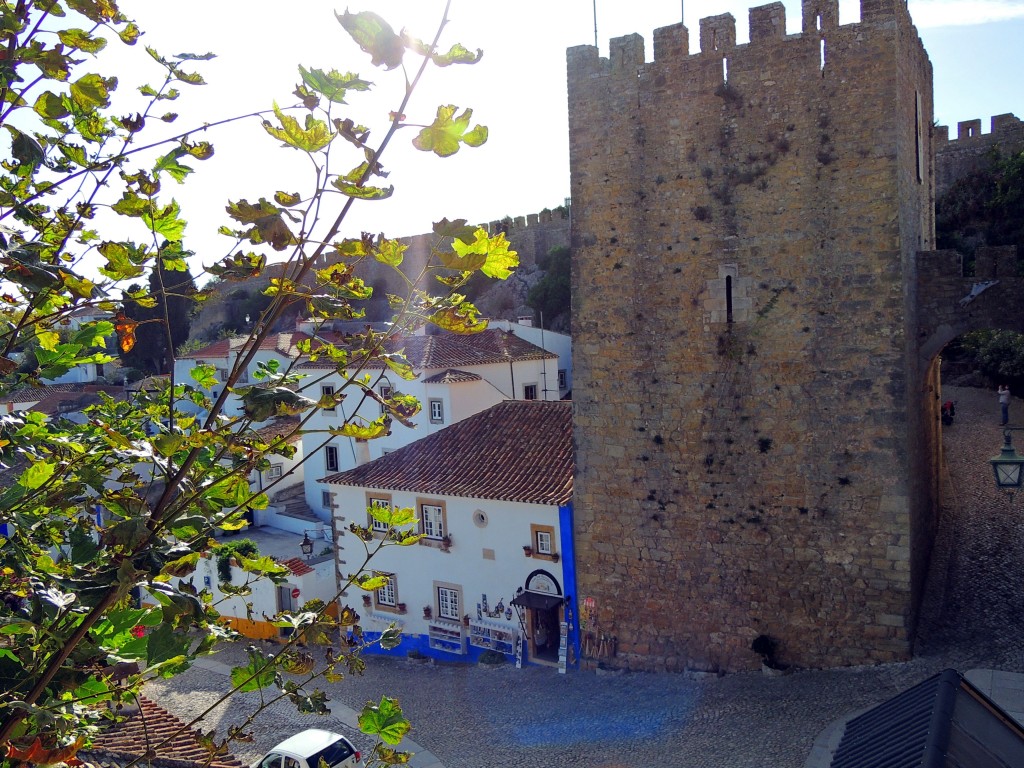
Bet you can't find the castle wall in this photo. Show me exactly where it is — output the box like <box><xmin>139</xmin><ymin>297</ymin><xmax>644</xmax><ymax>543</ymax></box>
<box><xmin>569</xmin><ymin>0</ymin><xmax>934</xmax><ymax>671</ymax></box>
<box><xmin>934</xmin><ymin>114</ymin><xmax>1024</xmax><ymax>197</ymax></box>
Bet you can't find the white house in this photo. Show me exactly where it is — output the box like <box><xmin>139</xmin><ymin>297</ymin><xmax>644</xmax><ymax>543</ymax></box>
<box><xmin>321</xmin><ymin>399</ymin><xmax>577</xmax><ymax>670</ymax></box>
<box><xmin>301</xmin><ymin>328</ymin><xmax>561</xmax><ymax>519</ymax></box>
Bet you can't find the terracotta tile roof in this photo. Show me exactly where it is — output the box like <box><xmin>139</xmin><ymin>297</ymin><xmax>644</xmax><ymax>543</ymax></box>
<box><xmin>297</xmin><ymin>329</ymin><xmax>555</xmax><ymax>373</ymax></box>
<box><xmin>4</xmin><ymin>382</ymin><xmax>82</xmax><ymax>402</ymax></box>
<box><xmin>178</xmin><ymin>332</ymin><xmax>317</xmax><ymax>360</ymax></box>
<box><xmin>323</xmin><ymin>400</ymin><xmax>573</xmax><ymax>505</ymax></box>
<box><xmin>281</xmin><ymin>557</ymin><xmax>314</xmax><ymax>576</ymax></box>
<box><xmin>421</xmin><ymin>368</ymin><xmax>482</xmax><ymax>384</ymax></box>
<box><xmin>253</xmin><ymin>415</ymin><xmax>302</xmax><ymax>445</ymax></box>
<box><xmin>79</xmin><ymin>696</ymin><xmax>246</xmax><ymax>768</ymax></box>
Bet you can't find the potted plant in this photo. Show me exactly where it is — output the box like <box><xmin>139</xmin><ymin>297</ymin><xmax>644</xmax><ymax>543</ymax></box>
<box><xmin>440</xmin><ymin>533</ymin><xmax>452</xmax><ymax>552</ymax></box>
<box><xmin>462</xmin><ymin>614</ymin><xmax>471</xmax><ymax>627</ymax></box>
<box><xmin>396</xmin><ymin>602</ymin><xmax>407</xmax><ymax>614</ymax></box>
<box><xmin>551</xmin><ymin>552</ymin><xmax>560</xmax><ymax>563</ymax></box>
<box><xmin>362</xmin><ymin>594</ymin><xmax>372</xmax><ymax>607</ymax></box>
<box><xmin>423</xmin><ymin>605</ymin><xmax>432</xmax><ymax>620</ymax></box>
<box><xmin>523</xmin><ymin>544</ymin><xmax>533</xmax><ymax>556</ymax></box>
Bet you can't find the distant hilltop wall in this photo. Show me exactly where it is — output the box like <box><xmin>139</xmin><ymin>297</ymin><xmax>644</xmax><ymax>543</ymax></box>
<box><xmin>934</xmin><ymin>113</ymin><xmax>1024</xmax><ymax>196</ymax></box>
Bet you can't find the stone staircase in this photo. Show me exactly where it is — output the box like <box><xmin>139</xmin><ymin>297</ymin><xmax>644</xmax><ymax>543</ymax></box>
<box><xmin>271</xmin><ymin>483</ymin><xmax>319</xmax><ymax>522</ymax></box>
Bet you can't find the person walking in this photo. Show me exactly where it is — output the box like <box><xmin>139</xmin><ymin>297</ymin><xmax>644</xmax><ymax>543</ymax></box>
<box><xmin>998</xmin><ymin>384</ymin><xmax>1011</xmax><ymax>425</ymax></box>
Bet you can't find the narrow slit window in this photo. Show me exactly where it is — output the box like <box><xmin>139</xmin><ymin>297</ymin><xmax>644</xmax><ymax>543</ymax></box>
<box><xmin>726</xmin><ymin>275</ymin><xmax>734</xmax><ymax>324</ymax></box>
<box><xmin>820</xmin><ymin>38</ymin><xmax>826</xmax><ymax>73</ymax></box>
<box><xmin>722</xmin><ymin>56</ymin><xmax>728</xmax><ymax>84</ymax></box>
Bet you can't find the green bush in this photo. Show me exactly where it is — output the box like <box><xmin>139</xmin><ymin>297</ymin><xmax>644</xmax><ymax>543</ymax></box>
<box><xmin>216</xmin><ymin>539</ymin><xmax>260</xmax><ymax>583</ymax></box>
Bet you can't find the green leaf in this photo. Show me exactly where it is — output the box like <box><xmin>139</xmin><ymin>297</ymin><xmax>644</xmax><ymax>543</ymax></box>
<box><xmin>146</xmin><ymin>623</ymin><xmax>192</xmax><ymax>666</ymax></box>
<box><xmin>206</xmin><ymin>252</ymin><xmax>265</xmax><ymax>281</ymax></box>
<box><xmin>331</xmin><ymin>177</ymin><xmax>393</xmax><ymax>200</ymax></box>
<box><xmin>33</xmin><ymin>91</ymin><xmax>70</xmax><ymax>119</ymax></box>
<box><xmin>58</xmin><ymin>28</ymin><xmax>107</xmax><ymax>54</ymax></box>
<box><xmin>190</xmin><ymin>363</ymin><xmax>218</xmax><ymax>389</ymax></box>
<box><xmin>447</xmin><ymin>229</ymin><xmax>518</xmax><ymax>279</ymax></box>
<box><xmin>298</xmin><ymin>66</ymin><xmax>371</xmax><ymax>103</ymax></box>
<box><xmin>327</xmin><ymin>415</ymin><xmax>389</xmax><ymax>441</ymax></box>
<box><xmin>374</xmin><ymin>238</ymin><xmax>406</xmax><ymax>267</ymax></box>
<box><xmin>429</xmin><ymin>299</ymin><xmax>487</xmax><ymax>334</ymax></box>
<box><xmin>412</xmin><ymin>106</ymin><xmax>488</xmax><ymax>157</ymax></box>
<box><xmin>118</xmin><ymin>22</ymin><xmax>141</xmax><ymax>45</ymax></box>
<box><xmin>70</xmin><ymin>73</ymin><xmax>116</xmax><ymax>110</ymax></box>
<box><xmin>142</xmin><ymin>199</ymin><xmax>186</xmax><ymax>241</ymax></box>
<box><xmin>98</xmin><ymin>240</ymin><xmax>146</xmax><ymax>280</ymax></box>
<box><xmin>262</xmin><ymin>102</ymin><xmax>334</xmax><ymax>152</ymax></box>
<box><xmin>231</xmin><ymin>660</ymin><xmax>276</xmax><ymax>693</ymax></box>
<box><xmin>19</xmin><ymin>461</ymin><xmax>55</xmax><ymax>490</ymax></box>
<box><xmin>274</xmin><ymin>191</ymin><xmax>301</xmax><ymax>207</ymax></box>
<box><xmin>337</xmin><ymin>11</ymin><xmax>405</xmax><ymax>70</ymax></box>
<box><xmin>431</xmin><ymin>42</ymin><xmax>484</xmax><ymax>67</ymax></box>
<box><xmin>433</xmin><ymin>217</ymin><xmax>478</xmax><ymax>245</ymax></box>
<box><xmin>66</xmin><ymin>0</ymin><xmax>119</xmax><ymax>23</ymax></box>
<box><xmin>240</xmin><ymin>387</ymin><xmax>316</xmax><ymax>421</ymax></box>
<box><xmin>358</xmin><ymin>696</ymin><xmax>411</xmax><ymax>745</ymax></box>
<box><xmin>154</xmin><ymin>146</ymin><xmax>193</xmax><ymax>183</ymax></box>
<box><xmin>4</xmin><ymin>126</ymin><xmax>44</xmax><ymax>171</ymax></box>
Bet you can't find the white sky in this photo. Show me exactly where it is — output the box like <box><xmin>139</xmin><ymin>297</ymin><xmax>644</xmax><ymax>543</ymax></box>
<box><xmin>102</xmin><ymin>1</ymin><xmax>1024</xmax><ymax>269</ymax></box>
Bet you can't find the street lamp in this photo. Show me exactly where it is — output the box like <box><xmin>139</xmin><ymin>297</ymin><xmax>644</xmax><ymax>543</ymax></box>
<box><xmin>300</xmin><ymin>532</ymin><xmax>315</xmax><ymax>558</ymax></box>
<box><xmin>990</xmin><ymin>429</ymin><xmax>1024</xmax><ymax>492</ymax></box>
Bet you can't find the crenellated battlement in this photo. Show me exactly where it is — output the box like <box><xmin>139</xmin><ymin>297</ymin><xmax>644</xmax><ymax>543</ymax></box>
<box><xmin>934</xmin><ymin>113</ymin><xmax>1023</xmax><ymax>144</ymax></box>
<box><xmin>482</xmin><ymin>204</ymin><xmax>570</xmax><ymax>237</ymax></box>
<box><xmin>567</xmin><ymin>0</ymin><xmax>915</xmax><ymax>82</ymax></box>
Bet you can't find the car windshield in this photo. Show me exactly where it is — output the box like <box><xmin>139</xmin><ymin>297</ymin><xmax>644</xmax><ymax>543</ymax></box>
<box><xmin>307</xmin><ymin>739</ymin><xmax>353</xmax><ymax>768</ymax></box>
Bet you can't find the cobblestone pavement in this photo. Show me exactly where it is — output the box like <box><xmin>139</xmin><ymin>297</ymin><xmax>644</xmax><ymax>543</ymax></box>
<box><xmin>146</xmin><ymin>385</ymin><xmax>1024</xmax><ymax>768</ymax></box>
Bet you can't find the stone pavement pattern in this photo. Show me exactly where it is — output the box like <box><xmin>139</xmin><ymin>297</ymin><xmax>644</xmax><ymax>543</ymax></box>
<box><xmin>146</xmin><ymin>386</ymin><xmax>1024</xmax><ymax>768</ymax></box>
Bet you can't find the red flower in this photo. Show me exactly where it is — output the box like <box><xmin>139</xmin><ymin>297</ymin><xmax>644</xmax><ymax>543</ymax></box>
<box><xmin>131</xmin><ymin>625</ymin><xmax>145</xmax><ymax>638</ymax></box>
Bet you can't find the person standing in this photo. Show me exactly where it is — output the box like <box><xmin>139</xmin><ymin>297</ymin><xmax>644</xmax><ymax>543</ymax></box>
<box><xmin>999</xmin><ymin>384</ymin><xmax>1011</xmax><ymax>426</ymax></box>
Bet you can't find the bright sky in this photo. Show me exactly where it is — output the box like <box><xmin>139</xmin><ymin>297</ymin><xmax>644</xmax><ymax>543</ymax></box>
<box><xmin>109</xmin><ymin>0</ymin><xmax>1024</xmax><ymax>267</ymax></box>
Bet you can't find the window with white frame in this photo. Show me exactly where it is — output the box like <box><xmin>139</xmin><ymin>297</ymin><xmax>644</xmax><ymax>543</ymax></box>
<box><xmin>523</xmin><ymin>383</ymin><xmax>538</xmax><ymax>400</ymax></box>
<box><xmin>265</xmin><ymin>463</ymin><xmax>283</xmax><ymax>480</ymax></box>
<box><xmin>367</xmin><ymin>494</ymin><xmax>391</xmax><ymax>533</ymax></box>
<box><xmin>436</xmin><ymin>584</ymin><xmax>461</xmax><ymax>621</ymax></box>
<box><xmin>420</xmin><ymin>501</ymin><xmax>445</xmax><ymax>540</ymax></box>
<box><xmin>429</xmin><ymin>399</ymin><xmax>444</xmax><ymax>423</ymax></box>
<box><xmin>324</xmin><ymin>445</ymin><xmax>339</xmax><ymax>472</ymax></box>
<box><xmin>321</xmin><ymin>384</ymin><xmax>336</xmax><ymax>413</ymax></box>
<box><xmin>535</xmin><ymin>530</ymin><xmax>553</xmax><ymax>555</ymax></box>
<box><xmin>379</xmin><ymin>384</ymin><xmax>392</xmax><ymax>414</ymax></box>
<box><xmin>558</xmin><ymin>369</ymin><xmax>567</xmax><ymax>390</ymax></box>
<box><xmin>376</xmin><ymin>574</ymin><xmax>396</xmax><ymax>607</ymax></box>
<box><xmin>531</xmin><ymin>523</ymin><xmax>556</xmax><ymax>557</ymax></box>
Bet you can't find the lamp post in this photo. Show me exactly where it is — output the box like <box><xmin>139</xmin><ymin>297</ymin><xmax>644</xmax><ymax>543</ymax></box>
<box><xmin>990</xmin><ymin>428</ymin><xmax>1024</xmax><ymax>504</ymax></box>
<box><xmin>300</xmin><ymin>531</ymin><xmax>315</xmax><ymax>559</ymax></box>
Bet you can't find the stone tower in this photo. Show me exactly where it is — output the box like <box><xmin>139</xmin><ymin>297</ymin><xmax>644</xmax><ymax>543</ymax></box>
<box><xmin>568</xmin><ymin>0</ymin><xmax>937</xmax><ymax>671</ymax></box>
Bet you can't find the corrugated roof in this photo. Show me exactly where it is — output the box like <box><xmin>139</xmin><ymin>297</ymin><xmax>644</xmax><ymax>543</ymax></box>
<box><xmin>323</xmin><ymin>399</ymin><xmax>573</xmax><ymax>505</ymax></box>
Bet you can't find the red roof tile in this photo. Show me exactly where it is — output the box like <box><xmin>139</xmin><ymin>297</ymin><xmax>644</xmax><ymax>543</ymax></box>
<box><xmin>421</xmin><ymin>368</ymin><xmax>482</xmax><ymax>384</ymax></box>
<box><xmin>179</xmin><ymin>332</ymin><xmax>318</xmax><ymax>360</ymax></box>
<box><xmin>82</xmin><ymin>696</ymin><xmax>246</xmax><ymax>768</ymax></box>
<box><xmin>323</xmin><ymin>400</ymin><xmax>573</xmax><ymax>505</ymax></box>
<box><xmin>281</xmin><ymin>557</ymin><xmax>314</xmax><ymax>576</ymax></box>
<box><xmin>298</xmin><ymin>329</ymin><xmax>555</xmax><ymax>372</ymax></box>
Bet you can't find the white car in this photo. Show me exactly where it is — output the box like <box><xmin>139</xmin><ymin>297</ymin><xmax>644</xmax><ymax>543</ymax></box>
<box><xmin>252</xmin><ymin>729</ymin><xmax>361</xmax><ymax>768</ymax></box>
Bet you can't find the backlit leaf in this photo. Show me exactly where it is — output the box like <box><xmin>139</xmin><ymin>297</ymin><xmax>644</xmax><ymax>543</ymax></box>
<box><xmin>262</xmin><ymin>102</ymin><xmax>333</xmax><ymax>152</ymax></box>
<box><xmin>19</xmin><ymin>461</ymin><xmax>55</xmax><ymax>490</ymax></box>
<box><xmin>337</xmin><ymin>11</ymin><xmax>405</xmax><ymax>70</ymax></box>
<box><xmin>33</xmin><ymin>91</ymin><xmax>70</xmax><ymax>119</ymax></box>
<box><xmin>113</xmin><ymin>310</ymin><xmax>138</xmax><ymax>353</ymax></box>
<box><xmin>412</xmin><ymin>105</ymin><xmax>487</xmax><ymax>157</ymax></box>
<box><xmin>331</xmin><ymin>178</ymin><xmax>394</xmax><ymax>200</ymax></box>
<box><xmin>70</xmin><ymin>73</ymin><xmax>116</xmax><ymax>110</ymax></box>
<box><xmin>58</xmin><ymin>28</ymin><xmax>107</xmax><ymax>54</ymax></box>
<box><xmin>374</xmin><ymin>238</ymin><xmax>406</xmax><ymax>267</ymax></box>
<box><xmin>328</xmin><ymin>415</ymin><xmax>389</xmax><ymax>440</ymax></box>
<box><xmin>298</xmin><ymin>66</ymin><xmax>371</xmax><ymax>103</ymax></box>
<box><xmin>448</xmin><ymin>229</ymin><xmax>518</xmax><ymax>279</ymax></box>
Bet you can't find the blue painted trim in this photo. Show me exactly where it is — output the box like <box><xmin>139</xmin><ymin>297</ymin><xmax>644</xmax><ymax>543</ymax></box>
<box><xmin>558</xmin><ymin>502</ymin><xmax>580</xmax><ymax>670</ymax></box>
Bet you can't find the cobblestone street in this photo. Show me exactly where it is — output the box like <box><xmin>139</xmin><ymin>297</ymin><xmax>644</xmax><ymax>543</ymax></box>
<box><xmin>147</xmin><ymin>385</ymin><xmax>1024</xmax><ymax>767</ymax></box>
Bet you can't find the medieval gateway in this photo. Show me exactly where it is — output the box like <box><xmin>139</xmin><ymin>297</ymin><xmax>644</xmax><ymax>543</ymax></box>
<box><xmin>568</xmin><ymin>0</ymin><xmax>1024</xmax><ymax>671</ymax></box>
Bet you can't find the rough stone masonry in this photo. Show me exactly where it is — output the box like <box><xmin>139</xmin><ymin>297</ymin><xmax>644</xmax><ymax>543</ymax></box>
<box><xmin>568</xmin><ymin>0</ymin><xmax>938</xmax><ymax>672</ymax></box>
